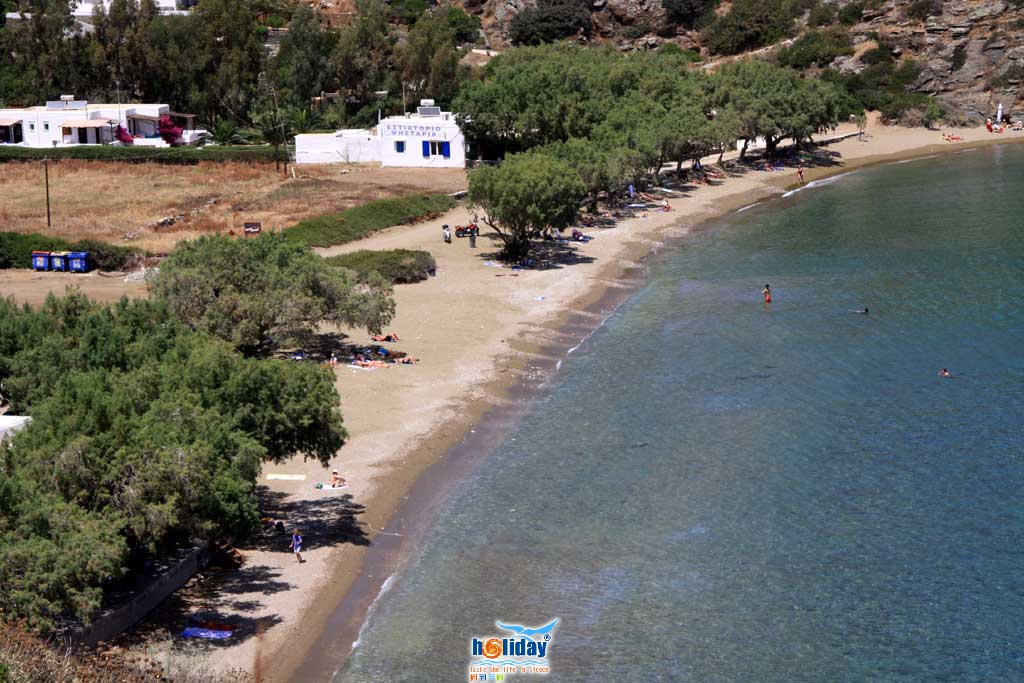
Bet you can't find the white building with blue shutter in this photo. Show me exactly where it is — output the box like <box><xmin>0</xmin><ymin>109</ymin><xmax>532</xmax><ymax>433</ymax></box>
<box><xmin>294</xmin><ymin>102</ymin><xmax>466</xmax><ymax>168</ymax></box>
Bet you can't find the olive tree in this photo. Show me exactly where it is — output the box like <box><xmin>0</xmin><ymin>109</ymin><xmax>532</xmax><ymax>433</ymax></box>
<box><xmin>150</xmin><ymin>232</ymin><xmax>395</xmax><ymax>354</ymax></box>
<box><xmin>468</xmin><ymin>151</ymin><xmax>587</xmax><ymax>260</ymax></box>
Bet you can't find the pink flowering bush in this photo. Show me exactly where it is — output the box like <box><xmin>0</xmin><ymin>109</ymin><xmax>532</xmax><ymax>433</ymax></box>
<box><xmin>115</xmin><ymin>125</ymin><xmax>134</xmax><ymax>145</ymax></box>
<box><xmin>158</xmin><ymin>115</ymin><xmax>183</xmax><ymax>145</ymax></box>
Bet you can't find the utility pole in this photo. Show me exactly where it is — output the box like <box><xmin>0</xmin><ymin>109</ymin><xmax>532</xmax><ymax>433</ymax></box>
<box><xmin>272</xmin><ymin>87</ymin><xmax>288</xmax><ymax>178</ymax></box>
<box><xmin>44</xmin><ymin>158</ymin><xmax>51</xmax><ymax>227</ymax></box>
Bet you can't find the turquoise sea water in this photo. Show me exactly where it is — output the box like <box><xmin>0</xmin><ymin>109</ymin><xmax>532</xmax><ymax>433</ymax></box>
<box><xmin>336</xmin><ymin>146</ymin><xmax>1024</xmax><ymax>682</ymax></box>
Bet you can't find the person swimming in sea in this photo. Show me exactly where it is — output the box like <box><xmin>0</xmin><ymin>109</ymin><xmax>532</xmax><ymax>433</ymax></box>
<box><xmin>939</xmin><ymin>368</ymin><xmax>952</xmax><ymax>378</ymax></box>
<box><xmin>853</xmin><ymin>307</ymin><xmax>869</xmax><ymax>314</ymax></box>
<box><xmin>762</xmin><ymin>284</ymin><xmax>772</xmax><ymax>304</ymax></box>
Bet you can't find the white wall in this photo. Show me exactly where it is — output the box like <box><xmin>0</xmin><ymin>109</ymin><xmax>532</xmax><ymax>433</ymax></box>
<box><xmin>295</xmin><ymin>114</ymin><xmax>466</xmax><ymax>168</ymax></box>
<box><xmin>378</xmin><ymin>115</ymin><xmax>465</xmax><ymax>168</ymax></box>
<box><xmin>295</xmin><ymin>131</ymin><xmax>382</xmax><ymax>164</ymax></box>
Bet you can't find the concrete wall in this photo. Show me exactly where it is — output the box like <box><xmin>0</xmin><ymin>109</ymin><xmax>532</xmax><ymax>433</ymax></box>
<box><xmin>295</xmin><ymin>131</ymin><xmax>381</xmax><ymax>164</ymax></box>
<box><xmin>67</xmin><ymin>545</ymin><xmax>209</xmax><ymax>647</ymax></box>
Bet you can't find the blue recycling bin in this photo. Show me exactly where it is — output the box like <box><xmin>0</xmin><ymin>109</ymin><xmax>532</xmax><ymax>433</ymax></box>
<box><xmin>31</xmin><ymin>251</ymin><xmax>51</xmax><ymax>271</ymax></box>
<box><xmin>68</xmin><ymin>251</ymin><xmax>90</xmax><ymax>273</ymax></box>
<box><xmin>50</xmin><ymin>251</ymin><xmax>70</xmax><ymax>272</ymax></box>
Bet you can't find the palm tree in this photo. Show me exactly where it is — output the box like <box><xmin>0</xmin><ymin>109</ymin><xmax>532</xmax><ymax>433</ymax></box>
<box><xmin>287</xmin><ymin>107</ymin><xmax>323</xmax><ymax>135</ymax></box>
<box><xmin>207</xmin><ymin>120</ymin><xmax>248</xmax><ymax>146</ymax></box>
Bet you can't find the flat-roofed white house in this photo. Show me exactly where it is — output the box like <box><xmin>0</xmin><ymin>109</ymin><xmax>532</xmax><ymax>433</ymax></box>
<box><xmin>0</xmin><ymin>97</ymin><xmax>205</xmax><ymax>147</ymax></box>
<box><xmin>74</xmin><ymin>0</ymin><xmax>184</xmax><ymax>17</ymax></box>
<box><xmin>5</xmin><ymin>0</ymin><xmax>186</xmax><ymax>25</ymax></box>
<box><xmin>295</xmin><ymin>103</ymin><xmax>466</xmax><ymax>168</ymax></box>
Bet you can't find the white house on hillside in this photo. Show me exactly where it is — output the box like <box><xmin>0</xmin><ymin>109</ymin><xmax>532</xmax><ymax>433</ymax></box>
<box><xmin>5</xmin><ymin>0</ymin><xmax>184</xmax><ymax>24</ymax></box>
<box><xmin>74</xmin><ymin>0</ymin><xmax>183</xmax><ymax>17</ymax></box>
<box><xmin>0</xmin><ymin>97</ymin><xmax>205</xmax><ymax>147</ymax></box>
<box><xmin>295</xmin><ymin>102</ymin><xmax>466</xmax><ymax>168</ymax></box>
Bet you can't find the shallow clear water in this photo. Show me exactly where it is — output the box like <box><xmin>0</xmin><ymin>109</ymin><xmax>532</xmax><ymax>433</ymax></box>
<box><xmin>336</xmin><ymin>146</ymin><xmax>1024</xmax><ymax>682</ymax></box>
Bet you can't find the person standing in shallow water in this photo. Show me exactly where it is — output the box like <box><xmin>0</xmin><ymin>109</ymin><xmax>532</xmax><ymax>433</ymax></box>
<box><xmin>762</xmin><ymin>284</ymin><xmax>772</xmax><ymax>304</ymax></box>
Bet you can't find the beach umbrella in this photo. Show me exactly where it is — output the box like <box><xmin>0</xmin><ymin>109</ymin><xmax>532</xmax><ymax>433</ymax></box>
<box><xmin>997</xmin><ymin>102</ymin><xmax>1003</xmax><ymax>122</ymax></box>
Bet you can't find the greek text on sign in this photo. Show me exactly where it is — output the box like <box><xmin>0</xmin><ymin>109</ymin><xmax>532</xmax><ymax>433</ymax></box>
<box><xmin>383</xmin><ymin>124</ymin><xmax>444</xmax><ymax>137</ymax></box>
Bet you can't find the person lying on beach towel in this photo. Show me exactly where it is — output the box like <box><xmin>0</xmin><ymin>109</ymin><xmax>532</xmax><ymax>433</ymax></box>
<box><xmin>351</xmin><ymin>353</ymin><xmax>390</xmax><ymax>369</ymax></box>
<box><xmin>392</xmin><ymin>356</ymin><xmax>419</xmax><ymax>365</ymax></box>
<box><xmin>372</xmin><ymin>333</ymin><xmax>400</xmax><ymax>342</ymax></box>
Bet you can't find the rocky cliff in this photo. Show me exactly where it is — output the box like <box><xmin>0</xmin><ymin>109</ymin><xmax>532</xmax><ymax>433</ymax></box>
<box><xmin>468</xmin><ymin>0</ymin><xmax>1024</xmax><ymax>123</ymax></box>
<box><xmin>845</xmin><ymin>1</ymin><xmax>1024</xmax><ymax>123</ymax></box>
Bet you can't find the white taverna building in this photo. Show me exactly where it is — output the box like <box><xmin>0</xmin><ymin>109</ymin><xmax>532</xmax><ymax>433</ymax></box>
<box><xmin>0</xmin><ymin>96</ymin><xmax>205</xmax><ymax>147</ymax></box>
<box><xmin>295</xmin><ymin>102</ymin><xmax>466</xmax><ymax>168</ymax></box>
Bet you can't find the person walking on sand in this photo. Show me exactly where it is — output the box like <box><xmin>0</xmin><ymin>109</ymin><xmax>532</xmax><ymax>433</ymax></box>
<box><xmin>797</xmin><ymin>164</ymin><xmax>805</xmax><ymax>184</ymax></box>
<box><xmin>762</xmin><ymin>284</ymin><xmax>772</xmax><ymax>304</ymax></box>
<box><xmin>290</xmin><ymin>530</ymin><xmax>304</xmax><ymax>563</ymax></box>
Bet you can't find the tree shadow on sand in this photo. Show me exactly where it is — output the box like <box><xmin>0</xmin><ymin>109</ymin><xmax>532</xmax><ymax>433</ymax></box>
<box><xmin>115</xmin><ymin>490</ymin><xmax>369</xmax><ymax>652</ymax></box>
<box><xmin>476</xmin><ymin>236</ymin><xmax>596</xmax><ymax>272</ymax></box>
<box><xmin>252</xmin><ymin>486</ymin><xmax>371</xmax><ymax>551</ymax></box>
<box><xmin>117</xmin><ymin>564</ymin><xmax>290</xmax><ymax>651</ymax></box>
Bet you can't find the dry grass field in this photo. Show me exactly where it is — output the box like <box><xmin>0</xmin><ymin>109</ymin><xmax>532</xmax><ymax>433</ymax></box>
<box><xmin>0</xmin><ymin>160</ymin><xmax>467</xmax><ymax>252</ymax></box>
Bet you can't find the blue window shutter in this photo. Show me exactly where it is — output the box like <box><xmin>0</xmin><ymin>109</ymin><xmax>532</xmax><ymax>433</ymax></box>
<box><xmin>442</xmin><ymin>141</ymin><xmax>451</xmax><ymax>159</ymax></box>
<box><xmin>396</xmin><ymin>141</ymin><xmax>405</xmax><ymax>153</ymax></box>
<box><xmin>422</xmin><ymin>141</ymin><xmax>430</xmax><ymax>158</ymax></box>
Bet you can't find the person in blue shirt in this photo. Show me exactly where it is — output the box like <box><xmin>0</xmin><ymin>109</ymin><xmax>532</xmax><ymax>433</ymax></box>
<box><xmin>290</xmin><ymin>530</ymin><xmax>304</xmax><ymax>564</ymax></box>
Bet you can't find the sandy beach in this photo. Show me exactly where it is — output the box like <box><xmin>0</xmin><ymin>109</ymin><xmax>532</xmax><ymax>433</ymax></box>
<box><xmin>7</xmin><ymin>117</ymin><xmax>1021</xmax><ymax>680</ymax></box>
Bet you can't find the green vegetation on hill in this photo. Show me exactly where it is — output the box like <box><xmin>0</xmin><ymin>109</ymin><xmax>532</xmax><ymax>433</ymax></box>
<box><xmin>509</xmin><ymin>0</ymin><xmax>593</xmax><ymax>46</ymax></box>
<box><xmin>701</xmin><ymin>0</ymin><xmax>814</xmax><ymax>55</ymax></box>
<box><xmin>0</xmin><ymin>292</ymin><xmax>346</xmax><ymax>630</ymax></box>
<box><xmin>284</xmin><ymin>194</ymin><xmax>456</xmax><ymax>248</ymax></box>
<box><xmin>776</xmin><ymin>28</ymin><xmax>853</xmax><ymax>70</ymax></box>
<box><xmin>325</xmin><ymin>249</ymin><xmax>437</xmax><ymax>284</ymax></box>
<box><xmin>457</xmin><ymin>45</ymin><xmax>852</xmax><ymax>258</ymax></box>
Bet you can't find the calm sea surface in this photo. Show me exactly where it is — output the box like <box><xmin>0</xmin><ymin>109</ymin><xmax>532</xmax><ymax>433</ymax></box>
<box><xmin>336</xmin><ymin>146</ymin><xmax>1024</xmax><ymax>682</ymax></box>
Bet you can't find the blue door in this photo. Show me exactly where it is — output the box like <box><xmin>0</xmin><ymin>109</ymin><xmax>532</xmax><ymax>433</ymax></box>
<box><xmin>442</xmin><ymin>141</ymin><xmax>451</xmax><ymax>159</ymax></box>
<box><xmin>422</xmin><ymin>141</ymin><xmax>430</xmax><ymax>158</ymax></box>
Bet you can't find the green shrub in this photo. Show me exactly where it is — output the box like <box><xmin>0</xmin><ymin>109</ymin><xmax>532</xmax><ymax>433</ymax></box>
<box><xmin>0</xmin><ymin>145</ymin><xmax>285</xmax><ymax>165</ymax></box>
<box><xmin>702</xmin><ymin>0</ymin><xmax>798</xmax><ymax>55</ymax></box>
<box><xmin>906</xmin><ymin>0</ymin><xmax>940</xmax><ymax>22</ymax></box>
<box><xmin>662</xmin><ymin>0</ymin><xmax>716</xmax><ymax>28</ymax></box>
<box><xmin>657</xmin><ymin>42</ymin><xmax>702</xmax><ymax>61</ymax></box>
<box><xmin>325</xmin><ymin>249</ymin><xmax>437</xmax><ymax>283</ymax></box>
<box><xmin>838</xmin><ymin>1</ymin><xmax>864</xmax><ymax>25</ymax></box>
<box><xmin>263</xmin><ymin>13</ymin><xmax>286</xmax><ymax>28</ymax></box>
<box><xmin>389</xmin><ymin>0</ymin><xmax>429</xmax><ymax>24</ymax></box>
<box><xmin>0</xmin><ymin>232</ymin><xmax>140</xmax><ymax>270</ymax></box>
<box><xmin>808</xmin><ymin>2</ymin><xmax>835</xmax><ymax>26</ymax></box>
<box><xmin>509</xmin><ymin>0</ymin><xmax>592</xmax><ymax>46</ymax></box>
<box><xmin>861</xmin><ymin>44</ymin><xmax>895</xmax><ymax>65</ymax></box>
<box><xmin>776</xmin><ymin>27</ymin><xmax>852</xmax><ymax>69</ymax></box>
<box><xmin>951</xmin><ymin>44</ymin><xmax>967</xmax><ymax>71</ymax></box>
<box><xmin>284</xmin><ymin>194</ymin><xmax>457</xmax><ymax>248</ymax></box>
<box><xmin>623</xmin><ymin>21</ymin><xmax>652</xmax><ymax>40</ymax></box>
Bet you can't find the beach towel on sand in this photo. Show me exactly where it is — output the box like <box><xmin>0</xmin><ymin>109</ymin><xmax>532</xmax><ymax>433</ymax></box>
<box><xmin>181</xmin><ymin>627</ymin><xmax>234</xmax><ymax>639</ymax></box>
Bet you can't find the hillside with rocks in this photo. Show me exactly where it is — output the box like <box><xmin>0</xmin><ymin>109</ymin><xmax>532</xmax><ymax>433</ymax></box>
<box><xmin>844</xmin><ymin>1</ymin><xmax>1024</xmax><ymax>123</ymax></box>
<box><xmin>463</xmin><ymin>0</ymin><xmax>1024</xmax><ymax>123</ymax></box>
